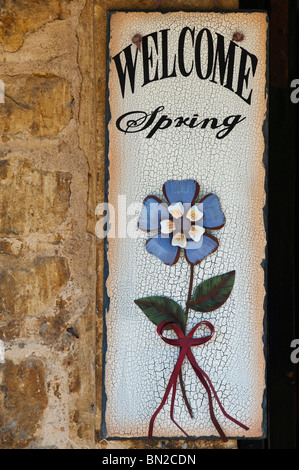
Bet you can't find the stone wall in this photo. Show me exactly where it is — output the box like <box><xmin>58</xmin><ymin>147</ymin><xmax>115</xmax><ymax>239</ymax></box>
<box><xmin>0</xmin><ymin>0</ymin><xmax>238</xmax><ymax>449</ymax></box>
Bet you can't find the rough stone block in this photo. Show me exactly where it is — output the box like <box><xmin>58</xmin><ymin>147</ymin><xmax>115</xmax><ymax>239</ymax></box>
<box><xmin>0</xmin><ymin>74</ymin><xmax>73</xmax><ymax>138</ymax></box>
<box><xmin>0</xmin><ymin>0</ymin><xmax>71</xmax><ymax>52</ymax></box>
<box><xmin>0</xmin><ymin>358</ymin><xmax>48</xmax><ymax>449</ymax></box>
<box><xmin>0</xmin><ymin>159</ymin><xmax>71</xmax><ymax>236</ymax></box>
<box><xmin>0</xmin><ymin>255</ymin><xmax>70</xmax><ymax>340</ymax></box>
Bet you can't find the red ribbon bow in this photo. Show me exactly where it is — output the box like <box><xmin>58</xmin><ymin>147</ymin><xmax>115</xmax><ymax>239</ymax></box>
<box><xmin>148</xmin><ymin>321</ymin><xmax>249</xmax><ymax>442</ymax></box>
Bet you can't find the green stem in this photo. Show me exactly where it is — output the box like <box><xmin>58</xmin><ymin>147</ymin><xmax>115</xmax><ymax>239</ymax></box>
<box><xmin>178</xmin><ymin>263</ymin><xmax>195</xmax><ymax>419</ymax></box>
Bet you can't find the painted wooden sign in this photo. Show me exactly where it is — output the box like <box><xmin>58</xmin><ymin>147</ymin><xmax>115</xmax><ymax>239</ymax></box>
<box><xmin>101</xmin><ymin>11</ymin><xmax>268</xmax><ymax>440</ymax></box>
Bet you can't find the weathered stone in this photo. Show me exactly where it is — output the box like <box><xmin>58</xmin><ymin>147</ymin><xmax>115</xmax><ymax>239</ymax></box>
<box><xmin>0</xmin><ymin>0</ymin><xmax>71</xmax><ymax>52</ymax></box>
<box><xmin>0</xmin><ymin>238</ymin><xmax>23</xmax><ymax>255</ymax></box>
<box><xmin>0</xmin><ymin>74</ymin><xmax>73</xmax><ymax>137</ymax></box>
<box><xmin>68</xmin><ymin>366</ymin><xmax>81</xmax><ymax>394</ymax></box>
<box><xmin>98</xmin><ymin>438</ymin><xmax>238</xmax><ymax>450</ymax></box>
<box><xmin>0</xmin><ymin>159</ymin><xmax>71</xmax><ymax>236</ymax></box>
<box><xmin>0</xmin><ymin>358</ymin><xmax>48</xmax><ymax>449</ymax></box>
<box><xmin>39</xmin><ymin>310</ymin><xmax>69</xmax><ymax>343</ymax></box>
<box><xmin>0</xmin><ymin>255</ymin><xmax>70</xmax><ymax>340</ymax></box>
<box><xmin>38</xmin><ymin>308</ymin><xmax>79</xmax><ymax>353</ymax></box>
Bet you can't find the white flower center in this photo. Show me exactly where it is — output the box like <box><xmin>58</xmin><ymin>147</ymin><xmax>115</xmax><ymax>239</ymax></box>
<box><xmin>160</xmin><ymin>202</ymin><xmax>205</xmax><ymax>248</ymax></box>
<box><xmin>160</xmin><ymin>219</ymin><xmax>176</xmax><ymax>235</ymax></box>
<box><xmin>168</xmin><ymin>202</ymin><xmax>184</xmax><ymax>219</ymax></box>
<box><xmin>189</xmin><ymin>225</ymin><xmax>205</xmax><ymax>243</ymax></box>
<box><xmin>172</xmin><ymin>232</ymin><xmax>187</xmax><ymax>249</ymax></box>
<box><xmin>186</xmin><ymin>205</ymin><xmax>203</xmax><ymax>223</ymax></box>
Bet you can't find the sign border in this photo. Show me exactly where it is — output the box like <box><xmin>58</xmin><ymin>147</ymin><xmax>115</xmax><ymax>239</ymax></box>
<box><xmin>101</xmin><ymin>9</ymin><xmax>269</xmax><ymax>441</ymax></box>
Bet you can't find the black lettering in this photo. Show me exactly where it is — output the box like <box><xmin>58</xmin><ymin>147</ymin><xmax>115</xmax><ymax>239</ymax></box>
<box><xmin>236</xmin><ymin>47</ymin><xmax>258</xmax><ymax>105</ymax></box>
<box><xmin>216</xmin><ymin>115</ymin><xmax>246</xmax><ymax>139</ymax></box>
<box><xmin>178</xmin><ymin>27</ymin><xmax>195</xmax><ymax>77</ymax></box>
<box><xmin>196</xmin><ymin>117</ymin><xmax>222</xmax><ymax>129</ymax></box>
<box><xmin>195</xmin><ymin>28</ymin><xmax>214</xmax><ymax>80</ymax></box>
<box><xmin>112</xmin><ymin>45</ymin><xmax>139</xmax><ymax>98</ymax></box>
<box><xmin>146</xmin><ymin>115</ymin><xmax>173</xmax><ymax>138</ymax></box>
<box><xmin>142</xmin><ymin>32</ymin><xmax>160</xmax><ymax>87</ymax></box>
<box><xmin>116</xmin><ymin>106</ymin><xmax>165</xmax><ymax>134</ymax></box>
<box><xmin>113</xmin><ymin>28</ymin><xmax>258</xmax><ymax>104</ymax></box>
<box><xmin>211</xmin><ymin>33</ymin><xmax>237</xmax><ymax>92</ymax></box>
<box><xmin>160</xmin><ymin>29</ymin><xmax>177</xmax><ymax>80</ymax></box>
<box><xmin>174</xmin><ymin>116</ymin><xmax>191</xmax><ymax>127</ymax></box>
<box><xmin>189</xmin><ymin>114</ymin><xmax>200</xmax><ymax>128</ymax></box>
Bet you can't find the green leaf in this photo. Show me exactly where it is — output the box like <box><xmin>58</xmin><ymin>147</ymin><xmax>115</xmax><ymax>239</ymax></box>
<box><xmin>187</xmin><ymin>271</ymin><xmax>236</xmax><ymax>313</ymax></box>
<box><xmin>134</xmin><ymin>296</ymin><xmax>186</xmax><ymax>330</ymax></box>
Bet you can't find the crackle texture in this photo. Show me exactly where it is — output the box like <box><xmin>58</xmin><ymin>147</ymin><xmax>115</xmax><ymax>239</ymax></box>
<box><xmin>104</xmin><ymin>11</ymin><xmax>267</xmax><ymax>440</ymax></box>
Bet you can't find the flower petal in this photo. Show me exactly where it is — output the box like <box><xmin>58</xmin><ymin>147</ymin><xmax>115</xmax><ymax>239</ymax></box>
<box><xmin>168</xmin><ymin>202</ymin><xmax>184</xmax><ymax>219</ymax></box>
<box><xmin>189</xmin><ymin>225</ymin><xmax>205</xmax><ymax>243</ymax></box>
<box><xmin>138</xmin><ymin>196</ymin><xmax>169</xmax><ymax>232</ymax></box>
<box><xmin>186</xmin><ymin>205</ymin><xmax>204</xmax><ymax>223</ymax></box>
<box><xmin>200</xmin><ymin>194</ymin><xmax>226</xmax><ymax>230</ymax></box>
<box><xmin>146</xmin><ymin>234</ymin><xmax>180</xmax><ymax>266</ymax></box>
<box><xmin>172</xmin><ymin>232</ymin><xmax>187</xmax><ymax>249</ymax></box>
<box><xmin>161</xmin><ymin>219</ymin><xmax>176</xmax><ymax>235</ymax></box>
<box><xmin>185</xmin><ymin>233</ymin><xmax>219</xmax><ymax>265</ymax></box>
<box><xmin>163</xmin><ymin>180</ymin><xmax>200</xmax><ymax>205</ymax></box>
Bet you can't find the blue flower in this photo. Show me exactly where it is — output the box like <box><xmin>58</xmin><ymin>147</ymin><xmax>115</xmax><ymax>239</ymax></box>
<box><xmin>138</xmin><ymin>180</ymin><xmax>225</xmax><ymax>266</ymax></box>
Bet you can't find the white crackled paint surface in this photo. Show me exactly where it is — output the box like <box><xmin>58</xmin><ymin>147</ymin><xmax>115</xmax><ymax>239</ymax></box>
<box><xmin>104</xmin><ymin>12</ymin><xmax>267</xmax><ymax>439</ymax></box>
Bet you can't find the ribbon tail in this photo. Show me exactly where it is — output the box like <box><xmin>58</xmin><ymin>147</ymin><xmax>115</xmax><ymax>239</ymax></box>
<box><xmin>187</xmin><ymin>350</ymin><xmax>228</xmax><ymax>442</ymax></box>
<box><xmin>195</xmin><ymin>360</ymin><xmax>250</xmax><ymax>432</ymax></box>
<box><xmin>170</xmin><ymin>374</ymin><xmax>189</xmax><ymax>438</ymax></box>
<box><xmin>148</xmin><ymin>347</ymin><xmax>187</xmax><ymax>440</ymax></box>
<box><xmin>190</xmin><ymin>361</ymin><xmax>228</xmax><ymax>442</ymax></box>
<box><xmin>148</xmin><ymin>378</ymin><xmax>173</xmax><ymax>440</ymax></box>
<box><xmin>187</xmin><ymin>350</ymin><xmax>249</xmax><ymax>442</ymax></box>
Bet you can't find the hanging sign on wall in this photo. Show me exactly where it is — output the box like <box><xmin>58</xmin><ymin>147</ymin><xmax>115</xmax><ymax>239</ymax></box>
<box><xmin>100</xmin><ymin>10</ymin><xmax>268</xmax><ymax>440</ymax></box>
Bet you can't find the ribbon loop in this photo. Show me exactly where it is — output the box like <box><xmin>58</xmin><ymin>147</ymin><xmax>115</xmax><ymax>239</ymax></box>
<box><xmin>158</xmin><ymin>320</ymin><xmax>214</xmax><ymax>347</ymax></box>
<box><xmin>148</xmin><ymin>321</ymin><xmax>249</xmax><ymax>441</ymax></box>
